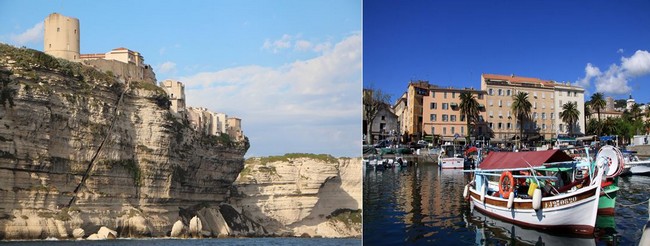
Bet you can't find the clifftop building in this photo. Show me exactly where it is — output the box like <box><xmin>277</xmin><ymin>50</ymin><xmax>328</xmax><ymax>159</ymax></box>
<box><xmin>44</xmin><ymin>13</ymin><xmax>80</xmax><ymax>61</ymax></box>
<box><xmin>160</xmin><ymin>79</ymin><xmax>186</xmax><ymax>114</ymax></box>
<box><xmin>80</xmin><ymin>47</ymin><xmax>145</xmax><ymax>68</ymax></box>
<box><xmin>43</xmin><ymin>13</ymin><xmax>155</xmax><ymax>83</ymax></box>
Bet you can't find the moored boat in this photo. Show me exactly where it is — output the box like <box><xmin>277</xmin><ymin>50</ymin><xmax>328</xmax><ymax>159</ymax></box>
<box><xmin>464</xmin><ymin>149</ymin><xmax>605</xmax><ymax>235</ymax></box>
<box><xmin>592</xmin><ymin>145</ymin><xmax>625</xmax><ymax>215</ymax></box>
<box><xmin>363</xmin><ymin>154</ymin><xmax>385</xmax><ymax>170</ymax></box>
<box><xmin>438</xmin><ymin>142</ymin><xmax>463</xmax><ymax>169</ymax></box>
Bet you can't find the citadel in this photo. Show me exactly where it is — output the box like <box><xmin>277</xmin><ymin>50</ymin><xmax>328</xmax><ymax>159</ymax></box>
<box><xmin>43</xmin><ymin>12</ymin><xmax>244</xmax><ymax>141</ymax></box>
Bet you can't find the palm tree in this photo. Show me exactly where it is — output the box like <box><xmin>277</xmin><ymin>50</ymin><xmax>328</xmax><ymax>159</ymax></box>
<box><xmin>602</xmin><ymin>117</ymin><xmax>618</xmax><ymax>136</ymax></box>
<box><xmin>511</xmin><ymin>92</ymin><xmax>532</xmax><ymax>149</ymax></box>
<box><xmin>459</xmin><ymin>92</ymin><xmax>480</xmax><ymax>143</ymax></box>
<box><xmin>560</xmin><ymin>102</ymin><xmax>580</xmax><ymax>137</ymax></box>
<box><xmin>584</xmin><ymin>102</ymin><xmax>592</xmax><ymax>123</ymax></box>
<box><xmin>590</xmin><ymin>93</ymin><xmax>606</xmax><ymax>122</ymax></box>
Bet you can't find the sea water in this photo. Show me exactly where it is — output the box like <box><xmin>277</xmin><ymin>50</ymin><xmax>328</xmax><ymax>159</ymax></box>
<box><xmin>0</xmin><ymin>238</ymin><xmax>361</xmax><ymax>246</ymax></box>
<box><xmin>363</xmin><ymin>161</ymin><xmax>649</xmax><ymax>245</ymax></box>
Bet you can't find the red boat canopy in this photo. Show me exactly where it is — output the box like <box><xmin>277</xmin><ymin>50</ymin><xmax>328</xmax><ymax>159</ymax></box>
<box><xmin>479</xmin><ymin>150</ymin><xmax>574</xmax><ymax>170</ymax></box>
<box><xmin>465</xmin><ymin>146</ymin><xmax>478</xmax><ymax>156</ymax></box>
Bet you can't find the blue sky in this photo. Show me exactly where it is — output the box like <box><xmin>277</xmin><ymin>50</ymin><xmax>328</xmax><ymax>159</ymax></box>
<box><xmin>0</xmin><ymin>0</ymin><xmax>361</xmax><ymax>158</ymax></box>
<box><xmin>364</xmin><ymin>0</ymin><xmax>650</xmax><ymax>105</ymax></box>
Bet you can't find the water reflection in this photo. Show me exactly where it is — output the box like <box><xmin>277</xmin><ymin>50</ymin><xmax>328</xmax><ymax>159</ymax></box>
<box><xmin>363</xmin><ymin>159</ymin><xmax>650</xmax><ymax>245</ymax></box>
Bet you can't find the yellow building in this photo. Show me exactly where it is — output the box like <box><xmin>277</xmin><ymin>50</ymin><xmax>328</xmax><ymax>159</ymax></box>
<box><xmin>421</xmin><ymin>86</ymin><xmax>488</xmax><ymax>143</ymax></box>
<box><xmin>481</xmin><ymin>74</ymin><xmax>558</xmax><ymax>143</ymax></box>
<box><xmin>403</xmin><ymin>81</ymin><xmax>430</xmax><ymax>140</ymax></box>
<box><xmin>44</xmin><ymin>13</ymin><xmax>80</xmax><ymax>61</ymax></box>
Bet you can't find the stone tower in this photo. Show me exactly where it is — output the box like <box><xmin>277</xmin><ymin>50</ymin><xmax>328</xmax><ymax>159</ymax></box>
<box><xmin>44</xmin><ymin>13</ymin><xmax>80</xmax><ymax>61</ymax></box>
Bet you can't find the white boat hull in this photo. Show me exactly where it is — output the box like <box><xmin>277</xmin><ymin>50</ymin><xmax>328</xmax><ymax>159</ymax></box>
<box><xmin>439</xmin><ymin>157</ymin><xmax>464</xmax><ymax>169</ymax></box>
<box><xmin>630</xmin><ymin>165</ymin><xmax>650</xmax><ymax>175</ymax></box>
<box><xmin>469</xmin><ymin>182</ymin><xmax>601</xmax><ymax>235</ymax></box>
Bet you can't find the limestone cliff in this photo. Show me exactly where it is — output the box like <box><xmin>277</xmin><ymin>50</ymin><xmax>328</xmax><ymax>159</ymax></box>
<box><xmin>231</xmin><ymin>154</ymin><xmax>362</xmax><ymax>238</ymax></box>
<box><xmin>0</xmin><ymin>44</ymin><xmax>255</xmax><ymax>239</ymax></box>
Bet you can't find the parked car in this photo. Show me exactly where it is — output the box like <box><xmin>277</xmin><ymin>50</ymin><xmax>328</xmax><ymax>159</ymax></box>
<box><xmin>417</xmin><ymin>140</ymin><xmax>430</xmax><ymax>148</ymax></box>
<box><xmin>408</xmin><ymin>141</ymin><xmax>426</xmax><ymax>150</ymax></box>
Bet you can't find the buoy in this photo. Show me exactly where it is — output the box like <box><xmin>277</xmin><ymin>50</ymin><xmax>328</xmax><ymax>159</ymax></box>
<box><xmin>463</xmin><ymin>184</ymin><xmax>469</xmax><ymax>200</ymax></box>
<box><xmin>480</xmin><ymin>185</ymin><xmax>486</xmax><ymax>203</ymax></box>
<box><xmin>499</xmin><ymin>171</ymin><xmax>514</xmax><ymax>199</ymax></box>
<box><xmin>507</xmin><ymin>192</ymin><xmax>514</xmax><ymax>209</ymax></box>
<box><xmin>532</xmin><ymin>189</ymin><xmax>542</xmax><ymax>210</ymax></box>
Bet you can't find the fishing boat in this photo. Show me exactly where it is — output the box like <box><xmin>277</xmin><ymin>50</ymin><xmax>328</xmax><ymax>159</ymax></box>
<box><xmin>593</xmin><ymin>145</ymin><xmax>625</xmax><ymax>215</ymax></box>
<box><xmin>438</xmin><ymin>142</ymin><xmax>463</xmax><ymax>169</ymax></box>
<box><xmin>363</xmin><ymin>154</ymin><xmax>385</xmax><ymax>170</ymax></box>
<box><xmin>384</xmin><ymin>155</ymin><xmax>408</xmax><ymax>168</ymax></box>
<box><xmin>619</xmin><ymin>150</ymin><xmax>650</xmax><ymax>175</ymax></box>
<box><xmin>463</xmin><ymin>149</ymin><xmax>606</xmax><ymax>235</ymax></box>
<box><xmin>468</xmin><ymin>209</ymin><xmax>595</xmax><ymax>245</ymax></box>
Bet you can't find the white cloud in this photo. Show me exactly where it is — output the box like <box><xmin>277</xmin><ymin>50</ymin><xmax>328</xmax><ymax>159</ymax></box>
<box><xmin>10</xmin><ymin>22</ymin><xmax>43</xmax><ymax>45</ymax></box>
<box><xmin>263</xmin><ymin>34</ymin><xmax>332</xmax><ymax>53</ymax></box>
<box><xmin>182</xmin><ymin>33</ymin><xmax>362</xmax><ymax>158</ymax></box>
<box><xmin>157</xmin><ymin>61</ymin><xmax>177</xmax><ymax>74</ymax></box>
<box><xmin>617</xmin><ymin>48</ymin><xmax>624</xmax><ymax>54</ymax></box>
<box><xmin>262</xmin><ymin>34</ymin><xmax>292</xmax><ymax>53</ymax></box>
<box><xmin>575</xmin><ymin>63</ymin><xmax>601</xmax><ymax>88</ymax></box>
<box><xmin>621</xmin><ymin>50</ymin><xmax>650</xmax><ymax>77</ymax></box>
<box><xmin>594</xmin><ymin>64</ymin><xmax>631</xmax><ymax>95</ymax></box>
<box><xmin>294</xmin><ymin>40</ymin><xmax>312</xmax><ymax>51</ymax></box>
<box><xmin>313</xmin><ymin>42</ymin><xmax>332</xmax><ymax>52</ymax></box>
<box><xmin>576</xmin><ymin>50</ymin><xmax>650</xmax><ymax>96</ymax></box>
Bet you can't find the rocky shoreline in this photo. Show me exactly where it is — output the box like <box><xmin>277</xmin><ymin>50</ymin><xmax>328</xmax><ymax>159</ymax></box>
<box><xmin>0</xmin><ymin>45</ymin><xmax>361</xmax><ymax>240</ymax></box>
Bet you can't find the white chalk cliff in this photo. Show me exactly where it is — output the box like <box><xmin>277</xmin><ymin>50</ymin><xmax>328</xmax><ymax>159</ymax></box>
<box><xmin>232</xmin><ymin>155</ymin><xmax>362</xmax><ymax>238</ymax></box>
<box><xmin>0</xmin><ymin>44</ymin><xmax>361</xmax><ymax>239</ymax></box>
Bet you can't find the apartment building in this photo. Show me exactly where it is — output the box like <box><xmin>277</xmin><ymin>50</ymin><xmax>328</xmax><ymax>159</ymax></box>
<box><xmin>481</xmin><ymin>74</ymin><xmax>559</xmax><ymax>142</ymax></box>
<box><xmin>421</xmin><ymin>86</ymin><xmax>488</xmax><ymax>142</ymax></box>
<box><xmin>402</xmin><ymin>81</ymin><xmax>430</xmax><ymax>140</ymax></box>
<box><xmin>554</xmin><ymin>82</ymin><xmax>585</xmax><ymax>135</ymax></box>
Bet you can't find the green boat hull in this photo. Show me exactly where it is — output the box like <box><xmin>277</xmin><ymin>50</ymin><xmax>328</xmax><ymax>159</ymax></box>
<box><xmin>598</xmin><ymin>182</ymin><xmax>619</xmax><ymax>215</ymax></box>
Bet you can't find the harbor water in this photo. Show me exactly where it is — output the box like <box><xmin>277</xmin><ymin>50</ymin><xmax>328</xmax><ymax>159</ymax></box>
<box><xmin>0</xmin><ymin>238</ymin><xmax>361</xmax><ymax>246</ymax></box>
<box><xmin>363</xmin><ymin>160</ymin><xmax>650</xmax><ymax>245</ymax></box>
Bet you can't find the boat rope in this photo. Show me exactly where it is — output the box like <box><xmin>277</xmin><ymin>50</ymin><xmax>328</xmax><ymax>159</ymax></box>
<box><xmin>67</xmin><ymin>80</ymin><xmax>130</xmax><ymax>207</ymax></box>
<box><xmin>618</xmin><ymin>199</ymin><xmax>649</xmax><ymax>208</ymax></box>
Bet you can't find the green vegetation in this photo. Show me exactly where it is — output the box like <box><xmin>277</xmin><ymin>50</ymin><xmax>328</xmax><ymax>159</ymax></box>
<box><xmin>254</xmin><ymin>153</ymin><xmax>338</xmax><ymax>165</ymax></box>
<box><xmin>129</xmin><ymin>81</ymin><xmax>170</xmax><ymax>109</ymax></box>
<box><xmin>202</xmin><ymin>133</ymin><xmax>234</xmax><ymax>147</ymax></box>
<box><xmin>258</xmin><ymin>165</ymin><xmax>279</xmax><ymax>176</ymax></box>
<box><xmin>327</xmin><ymin>209</ymin><xmax>362</xmax><ymax>229</ymax></box>
<box><xmin>587</xmin><ymin>106</ymin><xmax>650</xmax><ymax>144</ymax></box>
<box><xmin>0</xmin><ymin>43</ymin><xmax>117</xmax><ymax>96</ymax></box>
<box><xmin>130</xmin><ymin>80</ymin><xmax>164</xmax><ymax>93</ymax></box>
<box><xmin>239</xmin><ymin>165</ymin><xmax>252</xmax><ymax>178</ymax></box>
<box><xmin>511</xmin><ymin>91</ymin><xmax>532</xmax><ymax>148</ymax></box>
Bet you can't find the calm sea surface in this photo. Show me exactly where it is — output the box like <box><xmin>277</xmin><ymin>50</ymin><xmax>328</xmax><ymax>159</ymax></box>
<box><xmin>0</xmin><ymin>238</ymin><xmax>361</xmax><ymax>246</ymax></box>
<box><xmin>363</xmin><ymin>161</ymin><xmax>650</xmax><ymax>245</ymax></box>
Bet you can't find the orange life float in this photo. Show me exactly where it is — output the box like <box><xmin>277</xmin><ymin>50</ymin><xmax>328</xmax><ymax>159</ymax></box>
<box><xmin>499</xmin><ymin>171</ymin><xmax>514</xmax><ymax>199</ymax></box>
